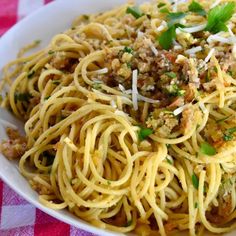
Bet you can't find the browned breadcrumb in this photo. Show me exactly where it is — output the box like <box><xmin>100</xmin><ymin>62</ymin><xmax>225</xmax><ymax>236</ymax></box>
<box><xmin>0</xmin><ymin>127</ymin><xmax>27</xmax><ymax>160</ymax></box>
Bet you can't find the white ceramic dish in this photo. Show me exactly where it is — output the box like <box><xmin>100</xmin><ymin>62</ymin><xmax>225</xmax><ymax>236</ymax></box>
<box><xmin>0</xmin><ymin>1</ymin><xmax>234</xmax><ymax>235</ymax></box>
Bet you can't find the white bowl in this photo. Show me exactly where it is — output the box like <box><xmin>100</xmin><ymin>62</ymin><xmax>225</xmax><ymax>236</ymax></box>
<box><xmin>0</xmin><ymin>1</ymin><xmax>234</xmax><ymax>236</ymax></box>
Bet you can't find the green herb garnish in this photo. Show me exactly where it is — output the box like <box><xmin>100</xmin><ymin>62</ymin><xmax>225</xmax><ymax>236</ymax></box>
<box><xmin>166</xmin><ymin>157</ymin><xmax>173</xmax><ymax>165</ymax></box>
<box><xmin>92</xmin><ymin>83</ymin><xmax>102</xmax><ymax>90</ymax></box>
<box><xmin>83</xmin><ymin>15</ymin><xmax>89</xmax><ymax>20</ymax></box>
<box><xmin>194</xmin><ymin>202</ymin><xmax>198</xmax><ymax>208</ymax></box>
<box><xmin>165</xmin><ymin>71</ymin><xmax>177</xmax><ymax>78</ymax></box>
<box><xmin>52</xmin><ymin>80</ymin><xmax>60</xmax><ymax>85</ymax></box>
<box><xmin>223</xmin><ymin>126</ymin><xmax>236</xmax><ymax>141</ymax></box>
<box><xmin>14</xmin><ymin>92</ymin><xmax>32</xmax><ymax>102</ymax></box>
<box><xmin>167</xmin><ymin>12</ymin><xmax>186</xmax><ymax>27</ymax></box>
<box><xmin>200</xmin><ymin>142</ymin><xmax>216</xmax><ymax>156</ymax></box>
<box><xmin>205</xmin><ymin>2</ymin><xmax>236</xmax><ymax>33</ymax></box>
<box><xmin>167</xmin><ymin>84</ymin><xmax>185</xmax><ymax>97</ymax></box>
<box><xmin>126</xmin><ymin>6</ymin><xmax>144</xmax><ymax>19</ymax></box>
<box><xmin>44</xmin><ymin>96</ymin><xmax>51</xmax><ymax>100</ymax></box>
<box><xmin>158</xmin><ymin>25</ymin><xmax>176</xmax><ymax>50</ymax></box>
<box><xmin>27</xmin><ymin>70</ymin><xmax>35</xmax><ymax>79</ymax></box>
<box><xmin>188</xmin><ymin>1</ymin><xmax>206</xmax><ymax>16</ymax></box>
<box><xmin>192</xmin><ymin>173</ymin><xmax>199</xmax><ymax>189</ymax></box>
<box><xmin>138</xmin><ymin>127</ymin><xmax>153</xmax><ymax>141</ymax></box>
<box><xmin>124</xmin><ymin>46</ymin><xmax>134</xmax><ymax>54</ymax></box>
<box><xmin>158</xmin><ymin>3</ymin><xmax>166</xmax><ymax>8</ymax></box>
<box><xmin>48</xmin><ymin>50</ymin><xmax>55</xmax><ymax>55</ymax></box>
<box><xmin>124</xmin><ymin>219</ymin><xmax>133</xmax><ymax>227</ymax></box>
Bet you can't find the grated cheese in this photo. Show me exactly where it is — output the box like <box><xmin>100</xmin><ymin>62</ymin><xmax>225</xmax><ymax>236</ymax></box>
<box><xmin>173</xmin><ymin>104</ymin><xmax>188</xmax><ymax>116</ymax></box>
<box><xmin>179</xmin><ymin>24</ymin><xmax>206</xmax><ymax>34</ymax></box>
<box><xmin>185</xmin><ymin>46</ymin><xmax>202</xmax><ymax>55</ymax></box>
<box><xmin>156</xmin><ymin>21</ymin><xmax>167</xmax><ymax>32</ymax></box>
<box><xmin>138</xmin><ymin>94</ymin><xmax>159</xmax><ymax>104</ymax></box>
<box><xmin>204</xmin><ymin>48</ymin><xmax>215</xmax><ymax>63</ymax></box>
<box><xmin>64</xmin><ymin>137</ymin><xmax>78</xmax><ymax>152</ymax></box>
<box><xmin>93</xmin><ymin>68</ymin><xmax>108</xmax><ymax>74</ymax></box>
<box><xmin>110</xmin><ymin>100</ymin><xmax>117</xmax><ymax>108</ymax></box>
<box><xmin>132</xmin><ymin>70</ymin><xmax>138</xmax><ymax>111</ymax></box>
<box><xmin>145</xmin><ymin>38</ymin><xmax>158</xmax><ymax>56</ymax></box>
<box><xmin>210</xmin><ymin>0</ymin><xmax>221</xmax><ymax>9</ymax></box>
<box><xmin>118</xmin><ymin>84</ymin><xmax>125</xmax><ymax>92</ymax></box>
<box><xmin>207</xmin><ymin>35</ymin><xmax>236</xmax><ymax>44</ymax></box>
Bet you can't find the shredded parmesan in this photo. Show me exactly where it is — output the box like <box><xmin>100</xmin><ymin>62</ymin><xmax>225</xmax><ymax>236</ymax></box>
<box><xmin>173</xmin><ymin>104</ymin><xmax>188</xmax><ymax>116</ymax></box>
<box><xmin>207</xmin><ymin>35</ymin><xmax>236</xmax><ymax>44</ymax></box>
<box><xmin>210</xmin><ymin>0</ymin><xmax>221</xmax><ymax>9</ymax></box>
<box><xmin>110</xmin><ymin>100</ymin><xmax>117</xmax><ymax>108</ymax></box>
<box><xmin>185</xmin><ymin>46</ymin><xmax>202</xmax><ymax>55</ymax></box>
<box><xmin>64</xmin><ymin>137</ymin><xmax>78</xmax><ymax>152</ymax></box>
<box><xmin>138</xmin><ymin>94</ymin><xmax>159</xmax><ymax>104</ymax></box>
<box><xmin>204</xmin><ymin>48</ymin><xmax>215</xmax><ymax>63</ymax></box>
<box><xmin>145</xmin><ymin>38</ymin><xmax>158</xmax><ymax>56</ymax></box>
<box><xmin>179</xmin><ymin>24</ymin><xmax>206</xmax><ymax>33</ymax></box>
<box><xmin>118</xmin><ymin>84</ymin><xmax>125</xmax><ymax>92</ymax></box>
<box><xmin>156</xmin><ymin>21</ymin><xmax>167</xmax><ymax>32</ymax></box>
<box><xmin>137</xmin><ymin>31</ymin><xmax>144</xmax><ymax>38</ymax></box>
<box><xmin>93</xmin><ymin>68</ymin><xmax>108</xmax><ymax>74</ymax></box>
<box><xmin>132</xmin><ymin>70</ymin><xmax>138</xmax><ymax>111</ymax></box>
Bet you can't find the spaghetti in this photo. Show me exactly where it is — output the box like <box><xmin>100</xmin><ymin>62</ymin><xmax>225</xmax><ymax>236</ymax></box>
<box><xmin>1</xmin><ymin>0</ymin><xmax>236</xmax><ymax>235</ymax></box>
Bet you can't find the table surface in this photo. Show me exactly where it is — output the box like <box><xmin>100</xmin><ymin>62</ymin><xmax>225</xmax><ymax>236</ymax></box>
<box><xmin>0</xmin><ymin>0</ymin><xmax>95</xmax><ymax>235</ymax></box>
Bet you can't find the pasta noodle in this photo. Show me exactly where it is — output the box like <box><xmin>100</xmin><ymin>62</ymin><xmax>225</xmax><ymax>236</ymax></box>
<box><xmin>1</xmin><ymin>0</ymin><xmax>236</xmax><ymax>235</ymax></box>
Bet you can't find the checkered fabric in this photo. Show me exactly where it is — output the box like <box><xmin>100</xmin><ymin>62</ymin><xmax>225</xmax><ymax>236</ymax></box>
<box><xmin>0</xmin><ymin>0</ymin><xmax>96</xmax><ymax>235</ymax></box>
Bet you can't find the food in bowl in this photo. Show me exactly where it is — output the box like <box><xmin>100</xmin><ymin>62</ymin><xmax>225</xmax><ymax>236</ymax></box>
<box><xmin>1</xmin><ymin>0</ymin><xmax>236</xmax><ymax>235</ymax></box>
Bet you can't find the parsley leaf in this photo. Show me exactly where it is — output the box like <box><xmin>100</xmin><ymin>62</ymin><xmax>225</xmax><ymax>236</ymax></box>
<box><xmin>167</xmin><ymin>12</ymin><xmax>186</xmax><ymax>27</ymax></box>
<box><xmin>192</xmin><ymin>173</ymin><xmax>199</xmax><ymax>189</ymax></box>
<box><xmin>14</xmin><ymin>92</ymin><xmax>32</xmax><ymax>102</ymax></box>
<box><xmin>138</xmin><ymin>127</ymin><xmax>153</xmax><ymax>141</ymax></box>
<box><xmin>200</xmin><ymin>142</ymin><xmax>216</xmax><ymax>156</ymax></box>
<box><xmin>27</xmin><ymin>70</ymin><xmax>35</xmax><ymax>79</ymax></box>
<box><xmin>158</xmin><ymin>3</ymin><xmax>166</xmax><ymax>8</ymax></box>
<box><xmin>194</xmin><ymin>202</ymin><xmax>198</xmax><ymax>208</ymax></box>
<box><xmin>126</xmin><ymin>6</ymin><xmax>144</xmax><ymax>19</ymax></box>
<box><xmin>158</xmin><ymin>25</ymin><xmax>176</xmax><ymax>50</ymax></box>
<box><xmin>188</xmin><ymin>1</ymin><xmax>206</xmax><ymax>16</ymax></box>
<box><xmin>223</xmin><ymin>126</ymin><xmax>236</xmax><ymax>141</ymax></box>
<box><xmin>205</xmin><ymin>2</ymin><xmax>236</xmax><ymax>33</ymax></box>
<box><xmin>165</xmin><ymin>72</ymin><xmax>177</xmax><ymax>78</ymax></box>
<box><xmin>123</xmin><ymin>46</ymin><xmax>134</xmax><ymax>54</ymax></box>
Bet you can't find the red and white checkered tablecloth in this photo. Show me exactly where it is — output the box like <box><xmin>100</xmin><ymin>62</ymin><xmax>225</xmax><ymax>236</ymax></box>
<box><xmin>0</xmin><ymin>1</ymin><xmax>96</xmax><ymax>235</ymax></box>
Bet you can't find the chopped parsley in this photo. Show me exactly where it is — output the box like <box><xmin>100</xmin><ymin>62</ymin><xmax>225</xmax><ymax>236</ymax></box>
<box><xmin>27</xmin><ymin>70</ymin><xmax>35</xmax><ymax>79</ymax></box>
<box><xmin>167</xmin><ymin>84</ymin><xmax>185</xmax><ymax>97</ymax></box>
<box><xmin>166</xmin><ymin>157</ymin><xmax>173</xmax><ymax>165</ymax></box>
<box><xmin>52</xmin><ymin>80</ymin><xmax>60</xmax><ymax>85</ymax></box>
<box><xmin>83</xmin><ymin>15</ymin><xmax>89</xmax><ymax>20</ymax></box>
<box><xmin>194</xmin><ymin>202</ymin><xmax>198</xmax><ymax>208</ymax></box>
<box><xmin>165</xmin><ymin>71</ymin><xmax>177</xmax><ymax>78</ymax></box>
<box><xmin>124</xmin><ymin>219</ymin><xmax>133</xmax><ymax>227</ymax></box>
<box><xmin>192</xmin><ymin>173</ymin><xmax>199</xmax><ymax>189</ymax></box>
<box><xmin>34</xmin><ymin>40</ymin><xmax>41</xmax><ymax>45</ymax></box>
<box><xmin>138</xmin><ymin>127</ymin><xmax>153</xmax><ymax>141</ymax></box>
<box><xmin>92</xmin><ymin>83</ymin><xmax>102</xmax><ymax>90</ymax></box>
<box><xmin>158</xmin><ymin>3</ymin><xmax>166</xmax><ymax>8</ymax></box>
<box><xmin>223</xmin><ymin>126</ymin><xmax>236</xmax><ymax>141</ymax></box>
<box><xmin>167</xmin><ymin>12</ymin><xmax>186</xmax><ymax>27</ymax></box>
<box><xmin>44</xmin><ymin>96</ymin><xmax>51</xmax><ymax>100</ymax></box>
<box><xmin>205</xmin><ymin>2</ymin><xmax>236</xmax><ymax>33</ymax></box>
<box><xmin>126</xmin><ymin>6</ymin><xmax>144</xmax><ymax>19</ymax></box>
<box><xmin>188</xmin><ymin>1</ymin><xmax>206</xmax><ymax>16</ymax></box>
<box><xmin>158</xmin><ymin>25</ymin><xmax>176</xmax><ymax>50</ymax></box>
<box><xmin>123</xmin><ymin>46</ymin><xmax>134</xmax><ymax>54</ymax></box>
<box><xmin>14</xmin><ymin>92</ymin><xmax>32</xmax><ymax>102</ymax></box>
<box><xmin>200</xmin><ymin>142</ymin><xmax>216</xmax><ymax>156</ymax></box>
<box><xmin>107</xmin><ymin>180</ymin><xmax>111</xmax><ymax>185</ymax></box>
<box><xmin>48</xmin><ymin>50</ymin><xmax>55</xmax><ymax>55</ymax></box>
